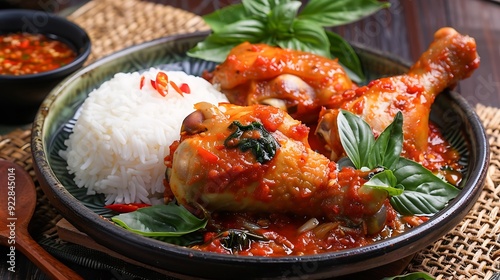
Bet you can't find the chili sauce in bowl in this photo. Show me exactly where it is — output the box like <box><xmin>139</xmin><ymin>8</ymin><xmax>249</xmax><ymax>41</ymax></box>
<box><xmin>0</xmin><ymin>32</ymin><xmax>77</xmax><ymax>76</ymax></box>
<box><xmin>0</xmin><ymin>9</ymin><xmax>90</xmax><ymax>125</ymax></box>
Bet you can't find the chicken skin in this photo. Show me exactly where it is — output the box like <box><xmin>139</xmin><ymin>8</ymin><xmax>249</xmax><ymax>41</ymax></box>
<box><xmin>207</xmin><ymin>42</ymin><xmax>353</xmax><ymax>123</ymax></box>
<box><xmin>316</xmin><ymin>27</ymin><xmax>479</xmax><ymax>161</ymax></box>
<box><xmin>166</xmin><ymin>102</ymin><xmax>388</xmax><ymax>227</ymax></box>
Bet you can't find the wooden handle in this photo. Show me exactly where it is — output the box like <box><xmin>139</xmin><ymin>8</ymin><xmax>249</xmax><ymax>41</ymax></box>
<box><xmin>16</xmin><ymin>229</ymin><xmax>83</xmax><ymax>280</ymax></box>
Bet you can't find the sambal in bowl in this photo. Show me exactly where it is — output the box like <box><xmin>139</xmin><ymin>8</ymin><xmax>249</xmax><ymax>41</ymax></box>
<box><xmin>0</xmin><ymin>9</ymin><xmax>90</xmax><ymax>125</ymax></box>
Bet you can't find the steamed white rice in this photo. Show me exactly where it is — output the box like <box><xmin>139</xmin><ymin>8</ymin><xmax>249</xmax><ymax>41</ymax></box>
<box><xmin>59</xmin><ymin>68</ymin><xmax>228</xmax><ymax>205</ymax></box>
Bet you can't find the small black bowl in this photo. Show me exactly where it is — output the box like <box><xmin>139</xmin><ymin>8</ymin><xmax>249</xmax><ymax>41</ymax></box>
<box><xmin>0</xmin><ymin>9</ymin><xmax>91</xmax><ymax>125</ymax></box>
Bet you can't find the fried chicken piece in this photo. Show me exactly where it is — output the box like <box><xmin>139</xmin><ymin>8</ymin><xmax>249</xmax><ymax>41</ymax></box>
<box><xmin>207</xmin><ymin>42</ymin><xmax>353</xmax><ymax>123</ymax></box>
<box><xmin>166</xmin><ymin>102</ymin><xmax>388</xmax><ymax>231</ymax></box>
<box><xmin>317</xmin><ymin>27</ymin><xmax>479</xmax><ymax>161</ymax></box>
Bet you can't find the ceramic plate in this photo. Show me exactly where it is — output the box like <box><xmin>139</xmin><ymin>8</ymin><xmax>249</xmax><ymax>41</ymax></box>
<box><xmin>32</xmin><ymin>32</ymin><xmax>489</xmax><ymax>279</ymax></box>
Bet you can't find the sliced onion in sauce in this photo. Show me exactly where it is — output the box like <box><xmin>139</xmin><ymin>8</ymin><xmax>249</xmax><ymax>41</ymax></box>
<box><xmin>298</xmin><ymin>217</ymin><xmax>320</xmax><ymax>233</ymax></box>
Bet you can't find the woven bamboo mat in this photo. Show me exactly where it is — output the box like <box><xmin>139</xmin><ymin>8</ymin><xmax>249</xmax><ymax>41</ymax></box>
<box><xmin>0</xmin><ymin>0</ymin><xmax>498</xmax><ymax>279</ymax></box>
<box><xmin>66</xmin><ymin>0</ymin><xmax>209</xmax><ymax>64</ymax></box>
<box><xmin>404</xmin><ymin>104</ymin><xmax>500</xmax><ymax>280</ymax></box>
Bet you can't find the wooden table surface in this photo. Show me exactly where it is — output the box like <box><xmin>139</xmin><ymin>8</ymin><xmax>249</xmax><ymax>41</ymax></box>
<box><xmin>1</xmin><ymin>0</ymin><xmax>499</xmax><ymax>279</ymax></box>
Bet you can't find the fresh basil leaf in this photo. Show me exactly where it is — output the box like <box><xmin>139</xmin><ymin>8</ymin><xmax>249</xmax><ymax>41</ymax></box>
<box><xmin>269</xmin><ymin>37</ymin><xmax>298</xmax><ymax>51</ymax></box>
<box><xmin>278</xmin><ymin>19</ymin><xmax>330</xmax><ymax>58</ymax></box>
<box><xmin>337</xmin><ymin>109</ymin><xmax>375</xmax><ymax>169</ymax></box>
<box><xmin>202</xmin><ymin>4</ymin><xmax>248</xmax><ymax>33</ymax></box>
<box><xmin>391</xmin><ymin>190</ymin><xmax>450</xmax><ymax>216</ymax></box>
<box><xmin>267</xmin><ymin>1</ymin><xmax>302</xmax><ymax>36</ymax></box>
<box><xmin>188</xmin><ymin>0</ymin><xmax>389</xmax><ymax>80</ymax></box>
<box><xmin>369</xmin><ymin>111</ymin><xmax>403</xmax><ymax>170</ymax></box>
<box><xmin>214</xmin><ymin>19</ymin><xmax>267</xmax><ymax>43</ymax></box>
<box><xmin>243</xmin><ymin>0</ymin><xmax>293</xmax><ymax>18</ymax></box>
<box><xmin>299</xmin><ymin>0</ymin><xmax>391</xmax><ymax>27</ymax></box>
<box><xmin>111</xmin><ymin>203</ymin><xmax>207</xmax><ymax>237</ymax></box>
<box><xmin>363</xmin><ymin>170</ymin><xmax>404</xmax><ymax>196</ymax></box>
<box><xmin>326</xmin><ymin>30</ymin><xmax>365</xmax><ymax>83</ymax></box>
<box><xmin>188</xmin><ymin>19</ymin><xmax>265</xmax><ymax>62</ymax></box>
<box><xmin>187</xmin><ymin>36</ymin><xmax>238</xmax><ymax>63</ymax></box>
<box><xmin>224</xmin><ymin>121</ymin><xmax>280</xmax><ymax>164</ymax></box>
<box><xmin>338</xmin><ymin>111</ymin><xmax>460</xmax><ymax>216</ymax></box>
<box><xmin>274</xmin><ymin>22</ymin><xmax>330</xmax><ymax>58</ymax></box>
<box><xmin>382</xmin><ymin>272</ymin><xmax>435</xmax><ymax>280</ymax></box>
<box><xmin>390</xmin><ymin>158</ymin><xmax>461</xmax><ymax>215</ymax></box>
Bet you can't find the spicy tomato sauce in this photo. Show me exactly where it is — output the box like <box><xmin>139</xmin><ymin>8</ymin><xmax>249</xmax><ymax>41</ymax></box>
<box><xmin>0</xmin><ymin>32</ymin><xmax>76</xmax><ymax>75</ymax></box>
<box><xmin>192</xmin><ymin>201</ymin><xmax>405</xmax><ymax>257</ymax></box>
<box><xmin>403</xmin><ymin>122</ymin><xmax>463</xmax><ymax>185</ymax></box>
<box><xmin>187</xmin><ymin>119</ymin><xmax>460</xmax><ymax>256</ymax></box>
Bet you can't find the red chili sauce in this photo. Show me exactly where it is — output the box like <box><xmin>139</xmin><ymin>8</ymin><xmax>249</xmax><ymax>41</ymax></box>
<box><xmin>187</xmin><ymin>120</ymin><xmax>460</xmax><ymax>257</ymax></box>
<box><xmin>403</xmin><ymin>122</ymin><xmax>463</xmax><ymax>186</ymax></box>
<box><xmin>192</xmin><ymin>173</ymin><xmax>408</xmax><ymax>256</ymax></box>
<box><xmin>0</xmin><ymin>32</ymin><xmax>77</xmax><ymax>75</ymax></box>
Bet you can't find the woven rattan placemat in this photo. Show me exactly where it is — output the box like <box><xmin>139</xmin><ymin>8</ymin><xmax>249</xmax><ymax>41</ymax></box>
<box><xmin>404</xmin><ymin>104</ymin><xmax>500</xmax><ymax>280</ymax></box>
<box><xmin>1</xmin><ymin>1</ymin><xmax>498</xmax><ymax>279</ymax></box>
<box><xmin>66</xmin><ymin>0</ymin><xmax>209</xmax><ymax>64</ymax></box>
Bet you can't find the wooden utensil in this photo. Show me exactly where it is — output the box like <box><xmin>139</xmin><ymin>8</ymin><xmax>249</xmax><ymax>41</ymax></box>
<box><xmin>0</xmin><ymin>160</ymin><xmax>83</xmax><ymax>280</ymax></box>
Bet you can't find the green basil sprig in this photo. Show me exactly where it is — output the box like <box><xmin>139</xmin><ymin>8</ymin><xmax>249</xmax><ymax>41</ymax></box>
<box><xmin>390</xmin><ymin>158</ymin><xmax>460</xmax><ymax>215</ymax></box>
<box><xmin>111</xmin><ymin>203</ymin><xmax>207</xmax><ymax>246</ymax></box>
<box><xmin>224</xmin><ymin>121</ymin><xmax>280</xmax><ymax>164</ymax></box>
<box><xmin>362</xmin><ymin>170</ymin><xmax>404</xmax><ymax>196</ymax></box>
<box><xmin>338</xmin><ymin>110</ymin><xmax>402</xmax><ymax>170</ymax></box>
<box><xmin>187</xmin><ymin>0</ymin><xmax>390</xmax><ymax>83</ymax></box>
<box><xmin>337</xmin><ymin>110</ymin><xmax>461</xmax><ymax>215</ymax></box>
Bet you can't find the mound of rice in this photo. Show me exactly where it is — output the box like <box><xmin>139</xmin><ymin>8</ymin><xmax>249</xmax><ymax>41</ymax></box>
<box><xmin>60</xmin><ymin>68</ymin><xmax>228</xmax><ymax>205</ymax></box>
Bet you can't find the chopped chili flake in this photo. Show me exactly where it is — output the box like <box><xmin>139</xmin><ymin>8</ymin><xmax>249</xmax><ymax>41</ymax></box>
<box><xmin>155</xmin><ymin>72</ymin><xmax>169</xmax><ymax>96</ymax></box>
<box><xmin>180</xmin><ymin>83</ymin><xmax>191</xmax><ymax>94</ymax></box>
<box><xmin>140</xmin><ymin>71</ymin><xmax>188</xmax><ymax>97</ymax></box>
<box><xmin>169</xmin><ymin>80</ymin><xmax>184</xmax><ymax>96</ymax></box>
<box><xmin>402</xmin><ymin>215</ymin><xmax>429</xmax><ymax>227</ymax></box>
<box><xmin>139</xmin><ymin>76</ymin><xmax>145</xmax><ymax>89</ymax></box>
<box><xmin>105</xmin><ymin>203</ymin><xmax>151</xmax><ymax>213</ymax></box>
<box><xmin>250</xmin><ymin>44</ymin><xmax>262</xmax><ymax>52</ymax></box>
<box><xmin>197</xmin><ymin>146</ymin><xmax>219</xmax><ymax>163</ymax></box>
<box><xmin>20</xmin><ymin>39</ymin><xmax>29</xmax><ymax>49</ymax></box>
